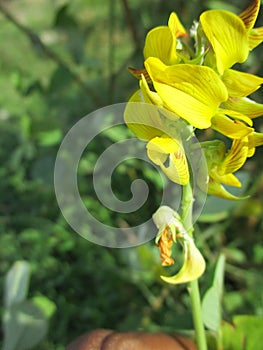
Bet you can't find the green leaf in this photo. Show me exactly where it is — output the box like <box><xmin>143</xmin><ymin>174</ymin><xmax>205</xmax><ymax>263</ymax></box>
<box><xmin>213</xmin><ymin>253</ymin><xmax>225</xmax><ymax>294</ymax></box>
<box><xmin>202</xmin><ymin>286</ymin><xmax>221</xmax><ymax>332</ymax></box>
<box><xmin>31</xmin><ymin>295</ymin><xmax>56</xmax><ymax>319</ymax></box>
<box><xmin>3</xmin><ymin>300</ymin><xmax>48</xmax><ymax>350</ymax></box>
<box><xmin>202</xmin><ymin>254</ymin><xmax>225</xmax><ymax>332</ymax></box>
<box><xmin>222</xmin><ymin>315</ymin><xmax>263</xmax><ymax>350</ymax></box>
<box><xmin>4</xmin><ymin>261</ymin><xmax>31</xmax><ymax>309</ymax></box>
<box><xmin>233</xmin><ymin>315</ymin><xmax>263</xmax><ymax>350</ymax></box>
<box><xmin>37</xmin><ymin>129</ymin><xmax>62</xmax><ymax>146</ymax></box>
<box><xmin>221</xmin><ymin>321</ymin><xmax>244</xmax><ymax>350</ymax></box>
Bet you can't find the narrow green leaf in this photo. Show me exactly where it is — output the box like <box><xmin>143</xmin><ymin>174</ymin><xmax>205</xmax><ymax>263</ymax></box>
<box><xmin>202</xmin><ymin>254</ymin><xmax>225</xmax><ymax>332</ymax></box>
<box><xmin>213</xmin><ymin>253</ymin><xmax>225</xmax><ymax>297</ymax></box>
<box><xmin>202</xmin><ymin>286</ymin><xmax>221</xmax><ymax>331</ymax></box>
<box><xmin>4</xmin><ymin>261</ymin><xmax>31</xmax><ymax>309</ymax></box>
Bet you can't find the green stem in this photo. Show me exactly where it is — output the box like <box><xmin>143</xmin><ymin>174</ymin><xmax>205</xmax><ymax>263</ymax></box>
<box><xmin>182</xmin><ymin>183</ymin><xmax>207</xmax><ymax>350</ymax></box>
<box><xmin>189</xmin><ymin>279</ymin><xmax>208</xmax><ymax>350</ymax></box>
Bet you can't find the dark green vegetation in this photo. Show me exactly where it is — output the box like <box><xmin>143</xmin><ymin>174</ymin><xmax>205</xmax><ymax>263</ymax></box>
<box><xmin>0</xmin><ymin>0</ymin><xmax>263</xmax><ymax>349</ymax></box>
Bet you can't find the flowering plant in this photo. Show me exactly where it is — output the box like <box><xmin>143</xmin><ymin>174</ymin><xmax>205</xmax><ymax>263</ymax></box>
<box><xmin>125</xmin><ymin>0</ymin><xmax>263</xmax><ymax>348</ymax></box>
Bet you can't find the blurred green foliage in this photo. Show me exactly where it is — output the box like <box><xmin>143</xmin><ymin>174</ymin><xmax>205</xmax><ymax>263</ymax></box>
<box><xmin>0</xmin><ymin>0</ymin><xmax>263</xmax><ymax>349</ymax></box>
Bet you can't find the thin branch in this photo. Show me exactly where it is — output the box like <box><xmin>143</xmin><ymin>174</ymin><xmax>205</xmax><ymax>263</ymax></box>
<box><xmin>0</xmin><ymin>3</ymin><xmax>101</xmax><ymax>106</ymax></box>
<box><xmin>120</xmin><ymin>0</ymin><xmax>142</xmax><ymax>51</ymax></box>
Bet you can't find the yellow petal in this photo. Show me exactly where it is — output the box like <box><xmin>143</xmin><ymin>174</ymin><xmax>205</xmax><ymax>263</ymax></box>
<box><xmin>168</xmin><ymin>12</ymin><xmax>187</xmax><ymax>38</ymax></box>
<box><xmin>200</xmin><ymin>10</ymin><xmax>249</xmax><ymax>74</ymax></box>
<box><xmin>211</xmin><ymin>172</ymin><xmax>242</xmax><ymax>187</ymax></box>
<box><xmin>161</xmin><ymin>239</ymin><xmax>206</xmax><ymax>284</ymax></box>
<box><xmin>218</xmin><ymin>108</ymin><xmax>253</xmax><ymax>126</ymax></box>
<box><xmin>124</xmin><ymin>101</ymin><xmax>165</xmax><ymax>140</ymax></box>
<box><xmin>249</xmin><ymin>27</ymin><xmax>263</xmax><ymax>49</ymax></box>
<box><xmin>147</xmin><ymin>136</ymin><xmax>180</xmax><ymax>154</ymax></box>
<box><xmin>222</xmin><ymin>97</ymin><xmax>263</xmax><ymax>118</ymax></box>
<box><xmin>211</xmin><ymin>114</ymin><xmax>254</xmax><ymax>139</ymax></box>
<box><xmin>220</xmin><ymin>138</ymin><xmax>248</xmax><ymax>174</ymax></box>
<box><xmin>147</xmin><ymin>136</ymin><xmax>189</xmax><ymax>185</ymax></box>
<box><xmin>145</xmin><ymin>57</ymin><xmax>228</xmax><ymax>129</ymax></box>
<box><xmin>139</xmin><ymin>74</ymin><xmax>163</xmax><ymax>106</ymax></box>
<box><xmin>239</xmin><ymin>0</ymin><xmax>260</xmax><ymax>30</ymax></box>
<box><xmin>248</xmin><ymin>132</ymin><xmax>263</xmax><ymax>148</ymax></box>
<box><xmin>222</xmin><ymin>69</ymin><xmax>263</xmax><ymax>97</ymax></box>
<box><xmin>143</xmin><ymin>26</ymin><xmax>177</xmax><ymax>65</ymax></box>
<box><xmin>208</xmin><ymin>178</ymin><xmax>247</xmax><ymax>200</ymax></box>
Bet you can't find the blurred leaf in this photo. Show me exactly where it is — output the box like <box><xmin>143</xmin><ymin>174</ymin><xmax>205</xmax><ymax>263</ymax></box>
<box><xmin>4</xmin><ymin>261</ymin><xmax>31</xmax><ymax>309</ymax></box>
<box><xmin>3</xmin><ymin>300</ymin><xmax>48</xmax><ymax>350</ymax></box>
<box><xmin>222</xmin><ymin>315</ymin><xmax>263</xmax><ymax>350</ymax></box>
<box><xmin>233</xmin><ymin>315</ymin><xmax>263</xmax><ymax>350</ymax></box>
<box><xmin>221</xmin><ymin>321</ymin><xmax>244</xmax><ymax>350</ymax></box>
<box><xmin>202</xmin><ymin>254</ymin><xmax>225</xmax><ymax>332</ymax></box>
<box><xmin>202</xmin><ymin>286</ymin><xmax>221</xmax><ymax>332</ymax></box>
<box><xmin>37</xmin><ymin>129</ymin><xmax>62</xmax><ymax>146</ymax></box>
<box><xmin>205</xmin><ymin>1</ymin><xmax>239</xmax><ymax>12</ymax></box>
<box><xmin>31</xmin><ymin>295</ymin><xmax>56</xmax><ymax>319</ymax></box>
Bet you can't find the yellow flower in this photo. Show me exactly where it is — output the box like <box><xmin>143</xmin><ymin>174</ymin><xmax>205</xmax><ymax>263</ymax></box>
<box><xmin>144</xmin><ymin>57</ymin><xmax>228</xmax><ymax>129</ymax></box>
<box><xmin>153</xmin><ymin>206</ymin><xmax>206</xmax><ymax>284</ymax></box>
<box><xmin>143</xmin><ymin>12</ymin><xmax>186</xmax><ymax>65</ymax></box>
<box><xmin>202</xmin><ymin>138</ymin><xmax>249</xmax><ymax>199</ymax></box>
<box><xmin>200</xmin><ymin>0</ymin><xmax>263</xmax><ymax>74</ymax></box>
<box><xmin>124</xmin><ymin>101</ymin><xmax>189</xmax><ymax>185</ymax></box>
<box><xmin>146</xmin><ymin>136</ymin><xmax>189</xmax><ymax>185</ymax></box>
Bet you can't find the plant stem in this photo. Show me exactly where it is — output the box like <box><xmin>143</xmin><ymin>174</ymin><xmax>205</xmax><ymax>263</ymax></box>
<box><xmin>182</xmin><ymin>183</ymin><xmax>207</xmax><ymax>350</ymax></box>
<box><xmin>189</xmin><ymin>279</ymin><xmax>208</xmax><ymax>350</ymax></box>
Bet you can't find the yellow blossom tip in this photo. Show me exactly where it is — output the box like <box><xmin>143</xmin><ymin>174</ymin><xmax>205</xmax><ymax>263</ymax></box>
<box><xmin>239</xmin><ymin>0</ymin><xmax>260</xmax><ymax>30</ymax></box>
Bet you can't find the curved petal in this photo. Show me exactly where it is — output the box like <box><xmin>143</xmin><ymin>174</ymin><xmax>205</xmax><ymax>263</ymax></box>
<box><xmin>211</xmin><ymin>114</ymin><xmax>254</xmax><ymax>139</ymax></box>
<box><xmin>161</xmin><ymin>239</ymin><xmax>206</xmax><ymax>284</ymax></box>
<box><xmin>222</xmin><ymin>97</ymin><xmax>263</xmax><ymax>118</ymax></box>
<box><xmin>211</xmin><ymin>171</ymin><xmax>242</xmax><ymax>187</ymax></box>
<box><xmin>248</xmin><ymin>132</ymin><xmax>263</xmax><ymax>148</ymax></box>
<box><xmin>145</xmin><ymin>57</ymin><xmax>228</xmax><ymax>129</ymax></box>
<box><xmin>218</xmin><ymin>108</ymin><xmax>253</xmax><ymax>126</ymax></box>
<box><xmin>168</xmin><ymin>12</ymin><xmax>186</xmax><ymax>38</ymax></box>
<box><xmin>124</xmin><ymin>101</ymin><xmax>165</xmax><ymax>140</ymax></box>
<box><xmin>200</xmin><ymin>10</ymin><xmax>249</xmax><ymax>74</ymax></box>
<box><xmin>139</xmin><ymin>74</ymin><xmax>163</xmax><ymax>106</ymax></box>
<box><xmin>249</xmin><ymin>27</ymin><xmax>263</xmax><ymax>49</ymax></box>
<box><xmin>147</xmin><ymin>136</ymin><xmax>189</xmax><ymax>185</ymax></box>
<box><xmin>153</xmin><ymin>205</ymin><xmax>182</xmax><ymax>242</ymax></box>
<box><xmin>220</xmin><ymin>138</ymin><xmax>248</xmax><ymax>174</ymax></box>
<box><xmin>222</xmin><ymin>69</ymin><xmax>263</xmax><ymax>97</ymax></box>
<box><xmin>143</xmin><ymin>26</ymin><xmax>178</xmax><ymax>65</ymax></box>
<box><xmin>239</xmin><ymin>0</ymin><xmax>260</xmax><ymax>30</ymax></box>
<box><xmin>208</xmin><ymin>178</ymin><xmax>248</xmax><ymax>200</ymax></box>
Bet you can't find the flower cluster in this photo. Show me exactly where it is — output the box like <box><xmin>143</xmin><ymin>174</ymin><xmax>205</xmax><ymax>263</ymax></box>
<box><xmin>125</xmin><ymin>0</ymin><xmax>263</xmax><ymax>199</ymax></box>
<box><xmin>125</xmin><ymin>0</ymin><xmax>263</xmax><ymax>283</ymax></box>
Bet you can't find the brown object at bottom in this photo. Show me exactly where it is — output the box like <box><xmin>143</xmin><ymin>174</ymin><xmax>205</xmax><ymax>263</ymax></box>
<box><xmin>66</xmin><ymin>329</ymin><xmax>197</xmax><ymax>350</ymax></box>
